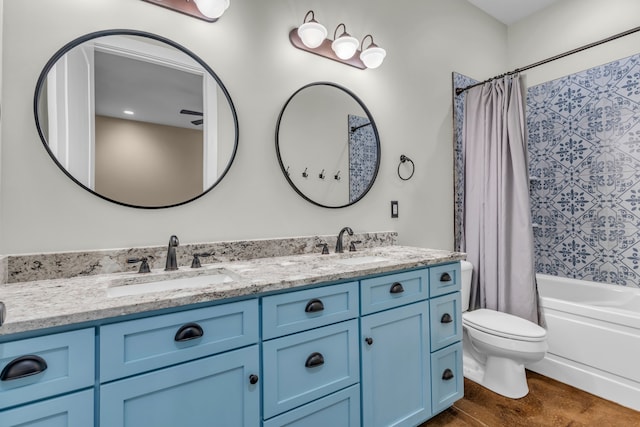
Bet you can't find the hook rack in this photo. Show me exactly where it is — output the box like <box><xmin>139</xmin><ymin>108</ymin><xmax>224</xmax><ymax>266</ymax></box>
<box><xmin>398</xmin><ymin>155</ymin><xmax>415</xmax><ymax>181</ymax></box>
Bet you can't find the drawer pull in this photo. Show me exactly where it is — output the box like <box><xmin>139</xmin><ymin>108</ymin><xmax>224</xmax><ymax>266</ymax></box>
<box><xmin>442</xmin><ymin>369</ymin><xmax>454</xmax><ymax>381</ymax></box>
<box><xmin>389</xmin><ymin>282</ymin><xmax>404</xmax><ymax>294</ymax></box>
<box><xmin>305</xmin><ymin>299</ymin><xmax>325</xmax><ymax>313</ymax></box>
<box><xmin>440</xmin><ymin>272</ymin><xmax>452</xmax><ymax>282</ymax></box>
<box><xmin>1</xmin><ymin>355</ymin><xmax>48</xmax><ymax>381</ymax></box>
<box><xmin>249</xmin><ymin>374</ymin><xmax>259</xmax><ymax>385</ymax></box>
<box><xmin>441</xmin><ymin>313</ymin><xmax>453</xmax><ymax>324</ymax></box>
<box><xmin>365</xmin><ymin>337</ymin><xmax>374</xmax><ymax>345</ymax></box>
<box><xmin>305</xmin><ymin>352</ymin><xmax>325</xmax><ymax>368</ymax></box>
<box><xmin>174</xmin><ymin>322</ymin><xmax>204</xmax><ymax>342</ymax></box>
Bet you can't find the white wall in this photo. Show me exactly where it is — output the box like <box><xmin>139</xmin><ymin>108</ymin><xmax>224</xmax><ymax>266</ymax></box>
<box><xmin>0</xmin><ymin>0</ymin><xmax>506</xmax><ymax>254</ymax></box>
<box><xmin>508</xmin><ymin>0</ymin><xmax>640</xmax><ymax>87</ymax></box>
<box><xmin>0</xmin><ymin>0</ymin><xmax>4</xmax><ymax>255</ymax></box>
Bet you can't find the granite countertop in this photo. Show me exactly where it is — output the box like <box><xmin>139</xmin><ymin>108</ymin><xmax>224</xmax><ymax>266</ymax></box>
<box><xmin>0</xmin><ymin>246</ymin><xmax>465</xmax><ymax>336</ymax></box>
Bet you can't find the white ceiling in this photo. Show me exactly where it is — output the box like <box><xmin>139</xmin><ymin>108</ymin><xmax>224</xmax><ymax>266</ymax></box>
<box><xmin>467</xmin><ymin>0</ymin><xmax>561</xmax><ymax>25</ymax></box>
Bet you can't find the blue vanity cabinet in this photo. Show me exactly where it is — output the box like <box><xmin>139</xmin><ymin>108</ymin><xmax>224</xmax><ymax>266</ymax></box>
<box><xmin>261</xmin><ymin>282</ymin><xmax>361</xmax><ymax>426</ymax></box>
<box><xmin>428</xmin><ymin>262</ymin><xmax>464</xmax><ymax>416</ymax></box>
<box><xmin>99</xmin><ymin>299</ymin><xmax>260</xmax><ymax>427</ymax></box>
<box><xmin>360</xmin><ymin>268</ymin><xmax>431</xmax><ymax>427</ymax></box>
<box><xmin>0</xmin><ymin>328</ymin><xmax>95</xmax><ymax>427</ymax></box>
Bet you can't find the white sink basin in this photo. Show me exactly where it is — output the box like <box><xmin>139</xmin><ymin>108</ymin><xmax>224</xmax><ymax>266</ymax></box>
<box><xmin>335</xmin><ymin>256</ymin><xmax>388</xmax><ymax>266</ymax></box>
<box><xmin>107</xmin><ymin>270</ymin><xmax>234</xmax><ymax>298</ymax></box>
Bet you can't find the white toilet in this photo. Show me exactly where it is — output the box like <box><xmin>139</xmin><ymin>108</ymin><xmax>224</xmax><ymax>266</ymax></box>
<box><xmin>460</xmin><ymin>260</ymin><xmax>547</xmax><ymax>398</ymax></box>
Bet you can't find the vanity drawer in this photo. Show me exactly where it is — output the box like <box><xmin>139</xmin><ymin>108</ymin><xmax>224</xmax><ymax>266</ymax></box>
<box><xmin>262</xmin><ymin>281</ymin><xmax>358</xmax><ymax>339</ymax></box>
<box><xmin>263</xmin><ymin>384</ymin><xmax>360</xmax><ymax>427</ymax></box>
<box><xmin>430</xmin><ymin>292</ymin><xmax>462</xmax><ymax>351</ymax></box>
<box><xmin>431</xmin><ymin>342</ymin><xmax>464</xmax><ymax>415</ymax></box>
<box><xmin>262</xmin><ymin>319</ymin><xmax>360</xmax><ymax>419</ymax></box>
<box><xmin>0</xmin><ymin>328</ymin><xmax>95</xmax><ymax>410</ymax></box>
<box><xmin>0</xmin><ymin>389</ymin><xmax>94</xmax><ymax>426</ymax></box>
<box><xmin>360</xmin><ymin>268</ymin><xmax>429</xmax><ymax>315</ymax></box>
<box><xmin>430</xmin><ymin>262</ymin><xmax>461</xmax><ymax>297</ymax></box>
<box><xmin>100</xmin><ymin>299</ymin><xmax>258</xmax><ymax>382</ymax></box>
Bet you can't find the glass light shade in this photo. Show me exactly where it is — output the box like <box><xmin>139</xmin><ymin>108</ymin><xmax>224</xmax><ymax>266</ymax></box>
<box><xmin>193</xmin><ymin>0</ymin><xmax>230</xmax><ymax>19</ymax></box>
<box><xmin>298</xmin><ymin>21</ymin><xmax>327</xmax><ymax>49</ymax></box>
<box><xmin>331</xmin><ymin>35</ymin><xmax>359</xmax><ymax>60</ymax></box>
<box><xmin>360</xmin><ymin>46</ymin><xmax>386</xmax><ymax>69</ymax></box>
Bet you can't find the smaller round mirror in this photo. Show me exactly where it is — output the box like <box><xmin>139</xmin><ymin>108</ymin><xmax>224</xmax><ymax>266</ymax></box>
<box><xmin>276</xmin><ymin>82</ymin><xmax>380</xmax><ymax>208</ymax></box>
<box><xmin>34</xmin><ymin>30</ymin><xmax>238</xmax><ymax>209</ymax></box>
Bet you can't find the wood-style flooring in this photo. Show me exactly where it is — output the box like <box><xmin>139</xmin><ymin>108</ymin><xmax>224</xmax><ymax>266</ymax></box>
<box><xmin>422</xmin><ymin>371</ymin><xmax>640</xmax><ymax>427</ymax></box>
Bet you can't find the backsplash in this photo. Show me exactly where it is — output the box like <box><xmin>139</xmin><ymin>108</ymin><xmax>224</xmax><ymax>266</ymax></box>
<box><xmin>527</xmin><ymin>53</ymin><xmax>640</xmax><ymax>287</ymax></box>
<box><xmin>0</xmin><ymin>256</ymin><xmax>7</xmax><ymax>285</ymax></box>
<box><xmin>3</xmin><ymin>232</ymin><xmax>397</xmax><ymax>284</ymax></box>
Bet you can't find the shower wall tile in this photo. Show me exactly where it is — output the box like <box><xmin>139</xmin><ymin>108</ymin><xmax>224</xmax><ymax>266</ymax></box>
<box><xmin>349</xmin><ymin>114</ymin><xmax>377</xmax><ymax>202</ymax></box>
<box><xmin>452</xmin><ymin>72</ymin><xmax>478</xmax><ymax>252</ymax></box>
<box><xmin>527</xmin><ymin>53</ymin><xmax>640</xmax><ymax>287</ymax></box>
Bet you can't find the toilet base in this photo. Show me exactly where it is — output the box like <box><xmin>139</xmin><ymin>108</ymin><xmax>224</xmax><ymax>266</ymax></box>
<box><xmin>463</xmin><ymin>353</ymin><xmax>530</xmax><ymax>399</ymax></box>
<box><xmin>482</xmin><ymin>356</ymin><xmax>529</xmax><ymax>399</ymax></box>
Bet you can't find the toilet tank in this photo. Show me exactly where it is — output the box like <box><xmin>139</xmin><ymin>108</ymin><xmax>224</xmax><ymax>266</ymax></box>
<box><xmin>460</xmin><ymin>260</ymin><xmax>473</xmax><ymax>312</ymax></box>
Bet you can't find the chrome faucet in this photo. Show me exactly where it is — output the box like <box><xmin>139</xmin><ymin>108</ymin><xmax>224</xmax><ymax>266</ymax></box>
<box><xmin>165</xmin><ymin>235</ymin><xmax>180</xmax><ymax>271</ymax></box>
<box><xmin>335</xmin><ymin>226</ymin><xmax>354</xmax><ymax>253</ymax></box>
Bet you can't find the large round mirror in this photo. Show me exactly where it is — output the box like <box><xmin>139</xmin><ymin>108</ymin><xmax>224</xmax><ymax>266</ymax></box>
<box><xmin>276</xmin><ymin>82</ymin><xmax>380</xmax><ymax>208</ymax></box>
<box><xmin>34</xmin><ymin>30</ymin><xmax>238</xmax><ymax>208</ymax></box>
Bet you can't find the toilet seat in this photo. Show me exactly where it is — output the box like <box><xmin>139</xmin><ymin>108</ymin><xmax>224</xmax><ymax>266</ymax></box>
<box><xmin>463</xmin><ymin>309</ymin><xmax>546</xmax><ymax>342</ymax></box>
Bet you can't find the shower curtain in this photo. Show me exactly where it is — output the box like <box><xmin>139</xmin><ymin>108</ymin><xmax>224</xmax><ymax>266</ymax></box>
<box><xmin>461</xmin><ymin>75</ymin><xmax>540</xmax><ymax>324</ymax></box>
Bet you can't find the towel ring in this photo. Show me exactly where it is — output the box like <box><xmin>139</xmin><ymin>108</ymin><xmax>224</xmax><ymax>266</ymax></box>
<box><xmin>397</xmin><ymin>155</ymin><xmax>415</xmax><ymax>181</ymax></box>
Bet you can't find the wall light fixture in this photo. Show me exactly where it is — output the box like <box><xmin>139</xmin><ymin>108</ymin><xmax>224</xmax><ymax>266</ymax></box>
<box><xmin>142</xmin><ymin>0</ymin><xmax>230</xmax><ymax>22</ymax></box>
<box><xmin>290</xmin><ymin>10</ymin><xmax>386</xmax><ymax>70</ymax></box>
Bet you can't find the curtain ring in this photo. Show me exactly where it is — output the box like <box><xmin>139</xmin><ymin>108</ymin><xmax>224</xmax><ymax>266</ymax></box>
<box><xmin>398</xmin><ymin>155</ymin><xmax>415</xmax><ymax>181</ymax></box>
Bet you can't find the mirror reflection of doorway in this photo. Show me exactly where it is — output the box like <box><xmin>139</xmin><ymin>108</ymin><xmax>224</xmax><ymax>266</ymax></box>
<box><xmin>37</xmin><ymin>32</ymin><xmax>236</xmax><ymax>208</ymax></box>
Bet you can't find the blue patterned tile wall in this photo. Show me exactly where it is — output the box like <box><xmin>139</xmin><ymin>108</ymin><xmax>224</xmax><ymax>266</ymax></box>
<box><xmin>453</xmin><ymin>73</ymin><xmax>478</xmax><ymax>251</ymax></box>
<box><xmin>527</xmin><ymin>53</ymin><xmax>640</xmax><ymax>287</ymax></box>
<box><xmin>349</xmin><ymin>114</ymin><xmax>377</xmax><ymax>202</ymax></box>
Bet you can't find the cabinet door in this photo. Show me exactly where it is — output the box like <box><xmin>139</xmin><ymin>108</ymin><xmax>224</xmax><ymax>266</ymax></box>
<box><xmin>100</xmin><ymin>345</ymin><xmax>259</xmax><ymax>427</ymax></box>
<box><xmin>360</xmin><ymin>301</ymin><xmax>431</xmax><ymax>427</ymax></box>
<box><xmin>0</xmin><ymin>389</ymin><xmax>93</xmax><ymax>427</ymax></box>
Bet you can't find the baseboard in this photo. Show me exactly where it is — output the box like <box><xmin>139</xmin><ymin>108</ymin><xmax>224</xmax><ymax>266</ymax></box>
<box><xmin>528</xmin><ymin>353</ymin><xmax>640</xmax><ymax>412</ymax></box>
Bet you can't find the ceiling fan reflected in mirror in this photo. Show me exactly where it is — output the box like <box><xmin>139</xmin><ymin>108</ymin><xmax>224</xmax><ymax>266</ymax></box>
<box><xmin>180</xmin><ymin>109</ymin><xmax>203</xmax><ymax>126</ymax></box>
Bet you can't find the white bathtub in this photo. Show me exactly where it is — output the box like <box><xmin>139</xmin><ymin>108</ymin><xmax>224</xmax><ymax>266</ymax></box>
<box><xmin>528</xmin><ymin>274</ymin><xmax>640</xmax><ymax>411</ymax></box>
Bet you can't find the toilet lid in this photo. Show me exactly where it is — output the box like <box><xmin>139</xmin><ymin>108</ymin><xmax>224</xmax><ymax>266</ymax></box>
<box><xmin>463</xmin><ymin>309</ymin><xmax>546</xmax><ymax>341</ymax></box>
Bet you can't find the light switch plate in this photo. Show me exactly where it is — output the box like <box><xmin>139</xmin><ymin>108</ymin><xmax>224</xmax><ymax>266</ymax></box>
<box><xmin>391</xmin><ymin>201</ymin><xmax>398</xmax><ymax>218</ymax></box>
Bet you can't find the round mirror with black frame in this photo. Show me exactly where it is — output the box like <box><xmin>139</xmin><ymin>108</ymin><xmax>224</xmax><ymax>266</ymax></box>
<box><xmin>275</xmin><ymin>82</ymin><xmax>380</xmax><ymax>208</ymax></box>
<box><xmin>34</xmin><ymin>29</ymin><xmax>239</xmax><ymax>209</ymax></box>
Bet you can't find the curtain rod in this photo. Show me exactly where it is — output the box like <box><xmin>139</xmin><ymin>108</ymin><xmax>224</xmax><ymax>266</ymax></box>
<box><xmin>455</xmin><ymin>25</ymin><xmax>640</xmax><ymax>95</ymax></box>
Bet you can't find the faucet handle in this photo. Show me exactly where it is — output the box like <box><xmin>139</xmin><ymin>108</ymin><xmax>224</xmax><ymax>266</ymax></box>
<box><xmin>191</xmin><ymin>253</ymin><xmax>213</xmax><ymax>268</ymax></box>
<box><xmin>316</xmin><ymin>243</ymin><xmax>329</xmax><ymax>255</ymax></box>
<box><xmin>349</xmin><ymin>240</ymin><xmax>362</xmax><ymax>252</ymax></box>
<box><xmin>127</xmin><ymin>257</ymin><xmax>151</xmax><ymax>273</ymax></box>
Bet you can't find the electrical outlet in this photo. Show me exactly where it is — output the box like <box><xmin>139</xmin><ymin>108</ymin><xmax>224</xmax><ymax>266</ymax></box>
<box><xmin>391</xmin><ymin>201</ymin><xmax>398</xmax><ymax>218</ymax></box>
